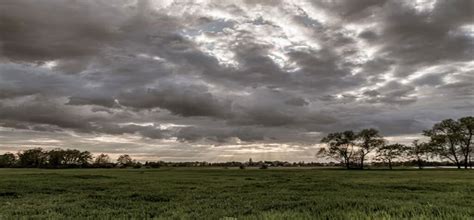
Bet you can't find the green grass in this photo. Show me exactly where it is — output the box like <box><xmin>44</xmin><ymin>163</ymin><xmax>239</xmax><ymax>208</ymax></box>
<box><xmin>0</xmin><ymin>168</ymin><xmax>472</xmax><ymax>219</ymax></box>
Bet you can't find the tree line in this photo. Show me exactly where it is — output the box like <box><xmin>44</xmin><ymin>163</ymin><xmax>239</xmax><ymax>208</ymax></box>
<box><xmin>0</xmin><ymin>148</ymin><xmax>143</xmax><ymax>169</ymax></box>
<box><xmin>0</xmin><ymin>116</ymin><xmax>472</xmax><ymax>169</ymax></box>
<box><xmin>0</xmin><ymin>148</ymin><xmax>333</xmax><ymax>169</ymax></box>
<box><xmin>318</xmin><ymin>116</ymin><xmax>473</xmax><ymax>169</ymax></box>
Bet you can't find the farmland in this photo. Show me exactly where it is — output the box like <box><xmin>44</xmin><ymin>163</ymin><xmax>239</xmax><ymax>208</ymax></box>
<box><xmin>0</xmin><ymin>168</ymin><xmax>472</xmax><ymax>219</ymax></box>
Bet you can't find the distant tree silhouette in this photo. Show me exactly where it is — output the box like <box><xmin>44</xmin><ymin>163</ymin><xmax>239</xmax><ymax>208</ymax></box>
<box><xmin>144</xmin><ymin>161</ymin><xmax>162</xmax><ymax>168</ymax></box>
<box><xmin>319</xmin><ymin>130</ymin><xmax>358</xmax><ymax>169</ymax></box>
<box><xmin>117</xmin><ymin>154</ymin><xmax>133</xmax><ymax>167</ymax></box>
<box><xmin>132</xmin><ymin>161</ymin><xmax>142</xmax><ymax>169</ymax></box>
<box><xmin>407</xmin><ymin>140</ymin><xmax>432</xmax><ymax>169</ymax></box>
<box><xmin>47</xmin><ymin>148</ymin><xmax>66</xmax><ymax>168</ymax></box>
<box><xmin>356</xmin><ymin>128</ymin><xmax>386</xmax><ymax>169</ymax></box>
<box><xmin>376</xmin><ymin>144</ymin><xmax>407</xmax><ymax>169</ymax></box>
<box><xmin>63</xmin><ymin>149</ymin><xmax>92</xmax><ymax>166</ymax></box>
<box><xmin>95</xmin><ymin>153</ymin><xmax>111</xmax><ymax>165</ymax></box>
<box><xmin>0</xmin><ymin>152</ymin><xmax>16</xmax><ymax>168</ymax></box>
<box><xmin>18</xmin><ymin>148</ymin><xmax>48</xmax><ymax>168</ymax></box>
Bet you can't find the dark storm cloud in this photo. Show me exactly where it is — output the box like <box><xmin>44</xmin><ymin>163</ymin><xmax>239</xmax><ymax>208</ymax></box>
<box><xmin>0</xmin><ymin>0</ymin><xmax>127</xmax><ymax>62</ymax></box>
<box><xmin>285</xmin><ymin>97</ymin><xmax>309</xmax><ymax>107</ymax></box>
<box><xmin>117</xmin><ymin>85</ymin><xmax>231</xmax><ymax>117</ymax></box>
<box><xmin>0</xmin><ymin>0</ymin><xmax>473</xmax><ymax>159</ymax></box>
<box><xmin>379</xmin><ymin>1</ymin><xmax>473</xmax><ymax>76</ymax></box>
<box><xmin>0</xmin><ymin>96</ymin><xmax>93</xmax><ymax>131</ymax></box>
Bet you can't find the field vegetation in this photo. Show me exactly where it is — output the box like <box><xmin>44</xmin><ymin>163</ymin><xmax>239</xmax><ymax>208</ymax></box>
<box><xmin>0</xmin><ymin>168</ymin><xmax>472</xmax><ymax>219</ymax></box>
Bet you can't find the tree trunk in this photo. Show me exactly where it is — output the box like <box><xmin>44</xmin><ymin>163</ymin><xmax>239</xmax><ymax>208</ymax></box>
<box><xmin>463</xmin><ymin>139</ymin><xmax>470</xmax><ymax>169</ymax></box>
<box><xmin>453</xmin><ymin>155</ymin><xmax>461</xmax><ymax>169</ymax></box>
<box><xmin>388</xmin><ymin>159</ymin><xmax>392</xmax><ymax>170</ymax></box>
<box><xmin>465</xmin><ymin>154</ymin><xmax>469</xmax><ymax>169</ymax></box>
<box><xmin>417</xmin><ymin>158</ymin><xmax>423</xmax><ymax>169</ymax></box>
<box><xmin>466</xmin><ymin>132</ymin><xmax>472</xmax><ymax>169</ymax></box>
<box><xmin>449</xmin><ymin>141</ymin><xmax>461</xmax><ymax>169</ymax></box>
<box><xmin>360</xmin><ymin>155</ymin><xmax>364</xmax><ymax>170</ymax></box>
<box><xmin>468</xmin><ymin>149</ymin><xmax>472</xmax><ymax>169</ymax></box>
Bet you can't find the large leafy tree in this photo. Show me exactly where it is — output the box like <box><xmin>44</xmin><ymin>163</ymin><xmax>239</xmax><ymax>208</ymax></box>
<box><xmin>424</xmin><ymin>119</ymin><xmax>464</xmax><ymax>168</ymax></box>
<box><xmin>0</xmin><ymin>153</ymin><xmax>16</xmax><ymax>168</ymax></box>
<box><xmin>376</xmin><ymin>144</ymin><xmax>407</xmax><ymax>169</ymax></box>
<box><xmin>47</xmin><ymin>148</ymin><xmax>66</xmax><ymax>168</ymax></box>
<box><xmin>18</xmin><ymin>148</ymin><xmax>48</xmax><ymax>168</ymax></box>
<box><xmin>356</xmin><ymin>128</ymin><xmax>385</xmax><ymax>169</ymax></box>
<box><xmin>459</xmin><ymin>116</ymin><xmax>473</xmax><ymax>169</ymax></box>
<box><xmin>46</xmin><ymin>149</ymin><xmax>92</xmax><ymax>168</ymax></box>
<box><xmin>319</xmin><ymin>130</ymin><xmax>358</xmax><ymax>169</ymax></box>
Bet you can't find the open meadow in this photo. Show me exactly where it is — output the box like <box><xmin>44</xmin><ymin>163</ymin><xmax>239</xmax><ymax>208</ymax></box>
<box><xmin>0</xmin><ymin>168</ymin><xmax>472</xmax><ymax>219</ymax></box>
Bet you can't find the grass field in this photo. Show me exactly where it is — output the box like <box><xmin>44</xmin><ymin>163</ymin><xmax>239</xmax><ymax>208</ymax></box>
<box><xmin>0</xmin><ymin>168</ymin><xmax>472</xmax><ymax>219</ymax></box>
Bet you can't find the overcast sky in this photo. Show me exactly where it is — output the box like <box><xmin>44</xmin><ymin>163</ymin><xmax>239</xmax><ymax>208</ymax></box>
<box><xmin>0</xmin><ymin>0</ymin><xmax>472</xmax><ymax>162</ymax></box>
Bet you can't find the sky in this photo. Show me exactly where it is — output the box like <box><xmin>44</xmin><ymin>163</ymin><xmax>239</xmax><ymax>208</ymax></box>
<box><xmin>0</xmin><ymin>0</ymin><xmax>473</xmax><ymax>162</ymax></box>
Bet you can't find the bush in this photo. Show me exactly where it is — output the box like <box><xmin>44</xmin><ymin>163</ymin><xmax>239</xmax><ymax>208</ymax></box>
<box><xmin>133</xmin><ymin>163</ymin><xmax>143</xmax><ymax>169</ymax></box>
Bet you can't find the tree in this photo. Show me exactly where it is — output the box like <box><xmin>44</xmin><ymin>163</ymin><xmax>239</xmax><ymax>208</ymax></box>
<box><xmin>319</xmin><ymin>130</ymin><xmax>358</xmax><ymax>169</ymax></box>
<box><xmin>132</xmin><ymin>161</ymin><xmax>142</xmax><ymax>169</ymax></box>
<box><xmin>424</xmin><ymin>119</ymin><xmax>463</xmax><ymax>169</ymax></box>
<box><xmin>77</xmin><ymin>151</ymin><xmax>93</xmax><ymax>167</ymax></box>
<box><xmin>459</xmin><ymin>116</ymin><xmax>473</xmax><ymax>169</ymax></box>
<box><xmin>63</xmin><ymin>149</ymin><xmax>80</xmax><ymax>166</ymax></box>
<box><xmin>407</xmin><ymin>140</ymin><xmax>432</xmax><ymax>169</ymax></box>
<box><xmin>117</xmin><ymin>154</ymin><xmax>133</xmax><ymax>167</ymax></box>
<box><xmin>94</xmin><ymin>153</ymin><xmax>111</xmax><ymax>165</ymax></box>
<box><xmin>47</xmin><ymin>148</ymin><xmax>66</xmax><ymax>168</ymax></box>
<box><xmin>38</xmin><ymin>149</ymin><xmax>101</xmax><ymax>168</ymax></box>
<box><xmin>356</xmin><ymin>128</ymin><xmax>385</xmax><ymax>169</ymax></box>
<box><xmin>46</xmin><ymin>149</ymin><xmax>92</xmax><ymax>168</ymax></box>
<box><xmin>0</xmin><ymin>153</ymin><xmax>16</xmax><ymax>168</ymax></box>
<box><xmin>18</xmin><ymin>148</ymin><xmax>47</xmax><ymax>168</ymax></box>
<box><xmin>376</xmin><ymin>144</ymin><xmax>407</xmax><ymax>169</ymax></box>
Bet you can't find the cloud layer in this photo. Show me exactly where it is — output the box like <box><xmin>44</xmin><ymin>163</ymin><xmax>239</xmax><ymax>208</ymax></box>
<box><xmin>0</xmin><ymin>0</ymin><xmax>472</xmax><ymax>161</ymax></box>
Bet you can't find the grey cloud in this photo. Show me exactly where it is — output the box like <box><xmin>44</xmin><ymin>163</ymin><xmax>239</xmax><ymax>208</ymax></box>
<box><xmin>117</xmin><ymin>84</ymin><xmax>231</xmax><ymax>118</ymax></box>
<box><xmin>285</xmin><ymin>97</ymin><xmax>309</xmax><ymax>106</ymax></box>
<box><xmin>176</xmin><ymin>126</ymin><xmax>264</xmax><ymax>143</ymax></box>
<box><xmin>367</xmin><ymin>81</ymin><xmax>417</xmax><ymax>105</ymax></box>
<box><xmin>0</xmin><ymin>0</ymin><xmax>473</xmax><ymax>160</ymax></box>
<box><xmin>0</xmin><ymin>0</ymin><xmax>127</xmax><ymax>62</ymax></box>
<box><xmin>0</xmin><ymin>96</ymin><xmax>92</xmax><ymax>131</ymax></box>
<box><xmin>358</xmin><ymin>30</ymin><xmax>378</xmax><ymax>41</ymax></box>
